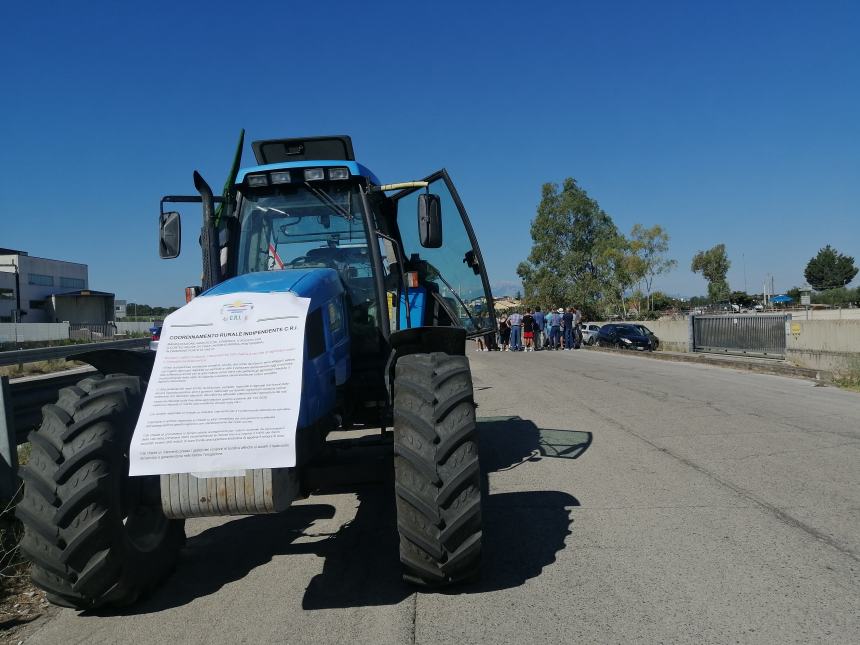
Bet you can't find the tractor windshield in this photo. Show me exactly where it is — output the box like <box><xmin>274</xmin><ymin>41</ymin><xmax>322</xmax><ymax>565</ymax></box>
<box><xmin>236</xmin><ymin>183</ymin><xmax>383</xmax><ymax>351</ymax></box>
<box><xmin>237</xmin><ymin>183</ymin><xmax>371</xmax><ymax>276</ymax></box>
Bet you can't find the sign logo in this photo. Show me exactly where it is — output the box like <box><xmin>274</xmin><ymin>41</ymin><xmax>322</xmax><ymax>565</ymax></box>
<box><xmin>221</xmin><ymin>300</ymin><xmax>254</xmax><ymax>323</ymax></box>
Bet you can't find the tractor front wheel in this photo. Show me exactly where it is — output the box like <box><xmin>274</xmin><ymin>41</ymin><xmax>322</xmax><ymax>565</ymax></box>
<box><xmin>392</xmin><ymin>352</ymin><xmax>482</xmax><ymax>586</ymax></box>
<box><xmin>16</xmin><ymin>373</ymin><xmax>184</xmax><ymax>609</ymax></box>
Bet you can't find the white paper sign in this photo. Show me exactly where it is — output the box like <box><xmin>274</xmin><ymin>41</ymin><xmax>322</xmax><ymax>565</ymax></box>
<box><xmin>129</xmin><ymin>291</ymin><xmax>310</xmax><ymax>476</ymax></box>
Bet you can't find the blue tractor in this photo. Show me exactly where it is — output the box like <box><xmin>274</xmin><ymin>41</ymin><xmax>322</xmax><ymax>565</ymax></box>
<box><xmin>16</xmin><ymin>135</ymin><xmax>496</xmax><ymax>609</ymax></box>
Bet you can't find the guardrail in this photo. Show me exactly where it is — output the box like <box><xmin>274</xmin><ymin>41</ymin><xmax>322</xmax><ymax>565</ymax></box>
<box><xmin>0</xmin><ymin>338</ymin><xmax>149</xmax><ymax>367</ymax></box>
<box><xmin>1</xmin><ymin>369</ymin><xmax>113</xmax><ymax>498</ymax></box>
<box><xmin>1</xmin><ymin>342</ymin><xmax>148</xmax><ymax>498</ymax></box>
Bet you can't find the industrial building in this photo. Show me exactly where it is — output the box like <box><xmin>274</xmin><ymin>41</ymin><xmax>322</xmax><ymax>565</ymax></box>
<box><xmin>0</xmin><ymin>248</ymin><xmax>113</xmax><ymax>323</ymax></box>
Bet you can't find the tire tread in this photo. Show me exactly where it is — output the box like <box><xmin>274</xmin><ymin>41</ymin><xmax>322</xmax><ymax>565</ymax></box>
<box><xmin>393</xmin><ymin>352</ymin><xmax>481</xmax><ymax>587</ymax></box>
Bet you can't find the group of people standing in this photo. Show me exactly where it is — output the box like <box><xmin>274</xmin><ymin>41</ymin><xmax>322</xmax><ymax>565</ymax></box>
<box><xmin>495</xmin><ymin>306</ymin><xmax>583</xmax><ymax>351</ymax></box>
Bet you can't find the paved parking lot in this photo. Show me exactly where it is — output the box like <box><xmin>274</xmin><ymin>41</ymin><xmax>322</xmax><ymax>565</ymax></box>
<box><xmin>23</xmin><ymin>349</ymin><xmax>860</xmax><ymax>644</ymax></box>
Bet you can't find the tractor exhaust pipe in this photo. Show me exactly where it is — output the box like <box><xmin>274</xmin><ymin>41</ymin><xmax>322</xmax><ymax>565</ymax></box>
<box><xmin>194</xmin><ymin>171</ymin><xmax>221</xmax><ymax>290</ymax></box>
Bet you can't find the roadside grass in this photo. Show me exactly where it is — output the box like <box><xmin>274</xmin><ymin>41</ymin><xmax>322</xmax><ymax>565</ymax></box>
<box><xmin>832</xmin><ymin>357</ymin><xmax>860</xmax><ymax>393</ymax></box>
<box><xmin>0</xmin><ymin>359</ymin><xmax>84</xmax><ymax>379</ymax></box>
<box><xmin>0</xmin><ymin>487</ymin><xmax>25</xmax><ymax>584</ymax></box>
<box><xmin>833</xmin><ymin>372</ymin><xmax>860</xmax><ymax>393</ymax></box>
<box><xmin>0</xmin><ymin>485</ymin><xmax>46</xmax><ymax>634</ymax></box>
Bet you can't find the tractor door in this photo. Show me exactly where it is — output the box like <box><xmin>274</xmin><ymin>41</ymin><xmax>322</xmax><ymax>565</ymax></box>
<box><xmin>390</xmin><ymin>170</ymin><xmax>495</xmax><ymax>337</ymax></box>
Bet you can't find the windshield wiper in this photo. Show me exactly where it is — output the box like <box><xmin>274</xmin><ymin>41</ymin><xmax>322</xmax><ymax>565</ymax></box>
<box><xmin>303</xmin><ymin>183</ymin><xmax>354</xmax><ymax>221</ymax></box>
<box><xmin>429</xmin><ymin>269</ymin><xmax>479</xmax><ymax>330</ymax></box>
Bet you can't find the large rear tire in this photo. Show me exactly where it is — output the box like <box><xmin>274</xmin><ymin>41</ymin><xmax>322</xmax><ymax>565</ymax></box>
<box><xmin>393</xmin><ymin>352</ymin><xmax>481</xmax><ymax>586</ymax></box>
<box><xmin>16</xmin><ymin>373</ymin><xmax>184</xmax><ymax>609</ymax></box>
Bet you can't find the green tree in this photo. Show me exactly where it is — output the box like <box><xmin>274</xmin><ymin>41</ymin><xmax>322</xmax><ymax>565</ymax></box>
<box><xmin>804</xmin><ymin>245</ymin><xmax>858</xmax><ymax>290</ymax></box>
<box><xmin>629</xmin><ymin>224</ymin><xmax>676</xmax><ymax>311</ymax></box>
<box><xmin>649</xmin><ymin>291</ymin><xmax>678</xmax><ymax>311</ymax></box>
<box><xmin>691</xmin><ymin>244</ymin><xmax>731</xmax><ymax>302</ymax></box>
<box><xmin>596</xmin><ymin>234</ymin><xmax>645</xmax><ymax>318</ymax></box>
<box><xmin>812</xmin><ymin>286</ymin><xmax>860</xmax><ymax>306</ymax></box>
<box><xmin>517</xmin><ymin>178</ymin><xmax>619</xmax><ymax>315</ymax></box>
<box><xmin>730</xmin><ymin>291</ymin><xmax>754</xmax><ymax>308</ymax></box>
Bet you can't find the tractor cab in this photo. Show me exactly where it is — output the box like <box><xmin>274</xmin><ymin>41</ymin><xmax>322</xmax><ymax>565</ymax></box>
<box><xmin>159</xmin><ymin>135</ymin><xmax>496</xmax><ymax>420</ymax></box>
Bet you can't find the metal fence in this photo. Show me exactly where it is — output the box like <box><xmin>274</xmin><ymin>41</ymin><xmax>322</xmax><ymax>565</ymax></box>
<box><xmin>692</xmin><ymin>314</ymin><xmax>790</xmax><ymax>359</ymax></box>
<box><xmin>69</xmin><ymin>322</ymin><xmax>116</xmax><ymax>340</ymax></box>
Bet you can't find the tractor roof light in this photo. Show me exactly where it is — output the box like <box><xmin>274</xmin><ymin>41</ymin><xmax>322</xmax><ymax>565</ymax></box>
<box><xmin>270</xmin><ymin>171</ymin><xmax>292</xmax><ymax>184</ymax></box>
<box><xmin>303</xmin><ymin>168</ymin><xmax>325</xmax><ymax>181</ymax></box>
<box><xmin>247</xmin><ymin>174</ymin><xmax>269</xmax><ymax>187</ymax></box>
<box><xmin>327</xmin><ymin>167</ymin><xmax>350</xmax><ymax>181</ymax></box>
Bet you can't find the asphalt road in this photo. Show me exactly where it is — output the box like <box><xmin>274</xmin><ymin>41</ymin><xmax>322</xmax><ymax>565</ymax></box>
<box><xmin>22</xmin><ymin>349</ymin><xmax>860</xmax><ymax>644</ymax></box>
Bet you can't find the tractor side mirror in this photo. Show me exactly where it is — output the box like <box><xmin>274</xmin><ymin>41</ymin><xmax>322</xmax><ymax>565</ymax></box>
<box><xmin>159</xmin><ymin>211</ymin><xmax>182</xmax><ymax>258</ymax></box>
<box><xmin>418</xmin><ymin>193</ymin><xmax>442</xmax><ymax>248</ymax></box>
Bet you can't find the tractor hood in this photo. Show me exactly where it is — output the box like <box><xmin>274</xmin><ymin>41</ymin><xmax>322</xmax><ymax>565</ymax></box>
<box><xmin>203</xmin><ymin>268</ymin><xmax>344</xmax><ymax>310</ymax></box>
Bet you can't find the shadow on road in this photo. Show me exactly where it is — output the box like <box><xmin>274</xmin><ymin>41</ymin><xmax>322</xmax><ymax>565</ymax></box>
<box><xmin>93</xmin><ymin>416</ymin><xmax>589</xmax><ymax>615</ymax></box>
<box><xmin>90</xmin><ymin>503</ymin><xmax>337</xmax><ymax>617</ymax></box>
<box><xmin>302</xmin><ymin>416</ymin><xmax>588</xmax><ymax>608</ymax></box>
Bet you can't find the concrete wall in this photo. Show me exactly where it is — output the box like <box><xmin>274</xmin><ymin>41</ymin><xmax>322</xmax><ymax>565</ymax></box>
<box><xmin>0</xmin><ymin>322</ymin><xmax>70</xmax><ymax>343</ymax></box>
<box><xmin>594</xmin><ymin>318</ymin><xmax>860</xmax><ymax>375</ymax></box>
<box><xmin>780</xmin><ymin>308</ymin><xmax>860</xmax><ymax>321</ymax></box>
<box><xmin>786</xmin><ymin>320</ymin><xmax>860</xmax><ymax>375</ymax></box>
<box><xmin>639</xmin><ymin>320</ymin><xmax>690</xmax><ymax>352</ymax></box>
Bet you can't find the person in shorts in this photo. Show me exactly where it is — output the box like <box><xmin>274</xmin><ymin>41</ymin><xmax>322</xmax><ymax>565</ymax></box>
<box><xmin>522</xmin><ymin>308</ymin><xmax>535</xmax><ymax>351</ymax></box>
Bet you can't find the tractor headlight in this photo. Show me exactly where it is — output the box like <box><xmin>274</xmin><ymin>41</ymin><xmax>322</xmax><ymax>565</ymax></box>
<box><xmin>246</xmin><ymin>174</ymin><xmax>269</xmax><ymax>187</ymax></box>
<box><xmin>327</xmin><ymin>167</ymin><xmax>350</xmax><ymax>181</ymax></box>
<box><xmin>304</xmin><ymin>168</ymin><xmax>325</xmax><ymax>181</ymax></box>
<box><xmin>270</xmin><ymin>171</ymin><xmax>292</xmax><ymax>184</ymax></box>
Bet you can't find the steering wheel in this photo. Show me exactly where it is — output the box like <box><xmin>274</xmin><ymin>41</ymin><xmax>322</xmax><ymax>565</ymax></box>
<box><xmin>288</xmin><ymin>255</ymin><xmax>338</xmax><ymax>270</ymax></box>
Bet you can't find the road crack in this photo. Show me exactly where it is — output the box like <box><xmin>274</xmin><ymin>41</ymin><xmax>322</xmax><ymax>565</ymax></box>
<box><xmin>577</xmin><ymin>400</ymin><xmax>860</xmax><ymax>563</ymax></box>
<box><xmin>410</xmin><ymin>591</ymin><xmax>417</xmax><ymax>645</ymax></box>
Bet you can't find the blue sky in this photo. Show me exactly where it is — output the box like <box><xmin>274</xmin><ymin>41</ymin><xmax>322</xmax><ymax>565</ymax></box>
<box><xmin>1</xmin><ymin>1</ymin><xmax>858</xmax><ymax>305</ymax></box>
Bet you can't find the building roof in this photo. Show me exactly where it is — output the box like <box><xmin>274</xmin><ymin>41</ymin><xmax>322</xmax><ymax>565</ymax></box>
<box><xmin>50</xmin><ymin>289</ymin><xmax>114</xmax><ymax>298</ymax></box>
<box><xmin>0</xmin><ymin>248</ymin><xmax>27</xmax><ymax>256</ymax></box>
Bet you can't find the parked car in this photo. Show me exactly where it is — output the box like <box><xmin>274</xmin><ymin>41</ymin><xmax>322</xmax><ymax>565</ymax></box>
<box><xmin>595</xmin><ymin>323</ymin><xmax>658</xmax><ymax>351</ymax></box>
<box><xmin>149</xmin><ymin>324</ymin><xmax>163</xmax><ymax>351</ymax></box>
<box><xmin>581</xmin><ymin>323</ymin><xmax>602</xmax><ymax>345</ymax></box>
<box><xmin>630</xmin><ymin>324</ymin><xmax>660</xmax><ymax>350</ymax></box>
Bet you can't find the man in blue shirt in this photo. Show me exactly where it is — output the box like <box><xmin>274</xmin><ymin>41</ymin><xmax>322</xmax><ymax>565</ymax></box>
<box><xmin>533</xmin><ymin>306</ymin><xmax>545</xmax><ymax>350</ymax></box>
<box><xmin>562</xmin><ymin>308</ymin><xmax>574</xmax><ymax>350</ymax></box>
<box><xmin>508</xmin><ymin>310</ymin><xmax>523</xmax><ymax>351</ymax></box>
